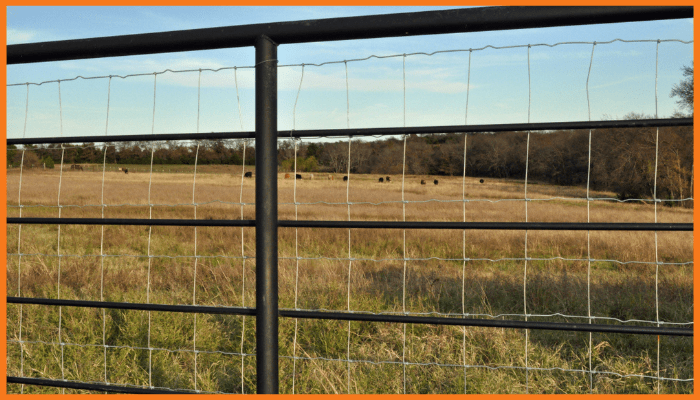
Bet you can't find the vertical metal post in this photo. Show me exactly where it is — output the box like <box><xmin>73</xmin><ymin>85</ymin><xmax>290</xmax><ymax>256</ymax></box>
<box><xmin>254</xmin><ymin>34</ymin><xmax>279</xmax><ymax>394</ymax></box>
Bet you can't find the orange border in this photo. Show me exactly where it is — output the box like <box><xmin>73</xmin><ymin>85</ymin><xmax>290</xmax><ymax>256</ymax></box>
<box><xmin>2</xmin><ymin>3</ymin><xmax>7</xmax><ymax>397</ymax></box>
<box><xmin>694</xmin><ymin>2</ymin><xmax>698</xmax><ymax>397</ymax></box>
<box><xmin>2</xmin><ymin>1</ymin><xmax>697</xmax><ymax>398</ymax></box>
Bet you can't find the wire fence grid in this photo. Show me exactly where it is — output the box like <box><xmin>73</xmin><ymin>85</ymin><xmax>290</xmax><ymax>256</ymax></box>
<box><xmin>6</xmin><ymin>6</ymin><xmax>694</xmax><ymax>394</ymax></box>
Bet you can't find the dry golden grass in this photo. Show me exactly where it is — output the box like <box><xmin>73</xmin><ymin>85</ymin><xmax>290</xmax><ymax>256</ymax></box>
<box><xmin>6</xmin><ymin>168</ymin><xmax>693</xmax><ymax>394</ymax></box>
<box><xmin>7</xmin><ymin>168</ymin><xmax>692</xmax><ymax>263</ymax></box>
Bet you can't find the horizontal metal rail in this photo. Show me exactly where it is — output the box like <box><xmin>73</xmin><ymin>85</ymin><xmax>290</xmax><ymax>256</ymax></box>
<box><xmin>283</xmin><ymin>309</ymin><xmax>693</xmax><ymax>337</ymax></box>
<box><xmin>8</xmin><ymin>217</ymin><xmax>257</xmax><ymax>227</ymax></box>
<box><xmin>6</xmin><ymin>118</ymin><xmax>693</xmax><ymax>146</ymax></box>
<box><xmin>6</xmin><ymin>377</ymin><xmax>195</xmax><ymax>394</ymax></box>
<box><xmin>6</xmin><ymin>218</ymin><xmax>693</xmax><ymax>231</ymax></box>
<box><xmin>7</xmin><ymin>296</ymin><xmax>255</xmax><ymax>316</ymax></box>
<box><xmin>7</xmin><ymin>7</ymin><xmax>692</xmax><ymax>65</ymax></box>
<box><xmin>7</xmin><ymin>297</ymin><xmax>692</xmax><ymax>336</ymax></box>
<box><xmin>282</xmin><ymin>221</ymin><xmax>693</xmax><ymax>231</ymax></box>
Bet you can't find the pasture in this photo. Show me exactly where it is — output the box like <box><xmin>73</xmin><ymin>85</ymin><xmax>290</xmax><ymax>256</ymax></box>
<box><xmin>6</xmin><ymin>166</ymin><xmax>693</xmax><ymax>393</ymax></box>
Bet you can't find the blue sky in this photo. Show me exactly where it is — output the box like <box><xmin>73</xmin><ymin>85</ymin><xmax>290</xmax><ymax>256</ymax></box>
<box><xmin>6</xmin><ymin>6</ymin><xmax>694</xmax><ymax>142</ymax></box>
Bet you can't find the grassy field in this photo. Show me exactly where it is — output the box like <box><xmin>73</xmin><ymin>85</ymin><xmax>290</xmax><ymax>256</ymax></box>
<box><xmin>6</xmin><ymin>166</ymin><xmax>693</xmax><ymax>394</ymax></box>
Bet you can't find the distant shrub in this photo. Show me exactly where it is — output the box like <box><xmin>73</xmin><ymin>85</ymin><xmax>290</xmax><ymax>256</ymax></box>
<box><xmin>41</xmin><ymin>156</ymin><xmax>55</xmax><ymax>169</ymax></box>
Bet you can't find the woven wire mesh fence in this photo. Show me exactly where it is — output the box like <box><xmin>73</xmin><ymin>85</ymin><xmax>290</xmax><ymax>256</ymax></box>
<box><xmin>6</xmin><ymin>6</ymin><xmax>694</xmax><ymax>394</ymax></box>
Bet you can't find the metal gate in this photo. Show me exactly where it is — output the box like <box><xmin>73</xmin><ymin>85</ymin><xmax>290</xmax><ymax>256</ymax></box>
<box><xmin>7</xmin><ymin>6</ymin><xmax>693</xmax><ymax>393</ymax></box>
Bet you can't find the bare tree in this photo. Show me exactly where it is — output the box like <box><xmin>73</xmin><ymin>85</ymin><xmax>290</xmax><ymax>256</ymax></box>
<box><xmin>670</xmin><ymin>63</ymin><xmax>693</xmax><ymax>116</ymax></box>
<box><xmin>351</xmin><ymin>140</ymin><xmax>372</xmax><ymax>173</ymax></box>
<box><xmin>320</xmin><ymin>142</ymin><xmax>348</xmax><ymax>173</ymax></box>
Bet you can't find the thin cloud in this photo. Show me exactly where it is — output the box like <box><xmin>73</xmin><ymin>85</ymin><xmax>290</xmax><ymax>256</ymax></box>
<box><xmin>284</xmin><ymin>68</ymin><xmax>475</xmax><ymax>94</ymax></box>
<box><xmin>589</xmin><ymin>74</ymin><xmax>647</xmax><ymax>90</ymax></box>
<box><xmin>7</xmin><ymin>27</ymin><xmax>44</xmax><ymax>44</ymax></box>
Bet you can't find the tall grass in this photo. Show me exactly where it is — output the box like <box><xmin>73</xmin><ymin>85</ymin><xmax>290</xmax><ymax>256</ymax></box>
<box><xmin>6</xmin><ymin>168</ymin><xmax>693</xmax><ymax>393</ymax></box>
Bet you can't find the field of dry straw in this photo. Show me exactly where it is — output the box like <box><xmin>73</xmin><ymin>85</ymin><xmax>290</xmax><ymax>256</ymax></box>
<box><xmin>6</xmin><ymin>165</ymin><xmax>693</xmax><ymax>393</ymax></box>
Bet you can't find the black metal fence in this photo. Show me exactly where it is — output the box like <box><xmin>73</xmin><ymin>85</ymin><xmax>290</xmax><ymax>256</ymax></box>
<box><xmin>6</xmin><ymin>6</ymin><xmax>694</xmax><ymax>394</ymax></box>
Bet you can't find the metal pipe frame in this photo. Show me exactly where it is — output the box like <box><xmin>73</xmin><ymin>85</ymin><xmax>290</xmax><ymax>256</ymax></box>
<box><xmin>7</xmin><ymin>117</ymin><xmax>693</xmax><ymax>146</ymax></box>
<box><xmin>7</xmin><ymin>7</ymin><xmax>692</xmax><ymax>64</ymax></box>
<box><xmin>6</xmin><ymin>6</ymin><xmax>695</xmax><ymax>394</ymax></box>
<box><xmin>254</xmin><ymin>35</ymin><xmax>279</xmax><ymax>394</ymax></box>
<box><xmin>6</xmin><ymin>218</ymin><xmax>693</xmax><ymax>232</ymax></box>
<box><xmin>6</xmin><ymin>377</ymin><xmax>193</xmax><ymax>394</ymax></box>
<box><xmin>7</xmin><ymin>296</ymin><xmax>256</xmax><ymax>316</ymax></box>
<box><xmin>7</xmin><ymin>297</ymin><xmax>692</xmax><ymax>337</ymax></box>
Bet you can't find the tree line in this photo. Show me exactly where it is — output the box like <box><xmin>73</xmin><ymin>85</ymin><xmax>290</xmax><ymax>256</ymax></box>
<box><xmin>8</xmin><ymin>139</ymin><xmax>256</xmax><ymax>169</ymax></box>
<box><xmin>311</xmin><ymin>121</ymin><xmax>692</xmax><ymax>203</ymax></box>
<box><xmin>9</xmin><ymin>120</ymin><xmax>692</xmax><ymax>205</ymax></box>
